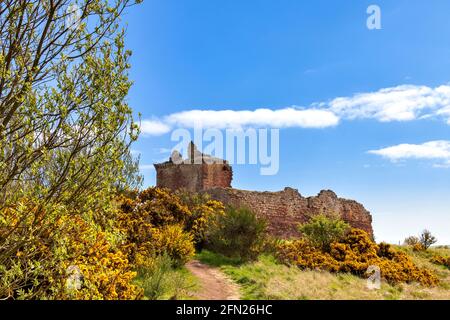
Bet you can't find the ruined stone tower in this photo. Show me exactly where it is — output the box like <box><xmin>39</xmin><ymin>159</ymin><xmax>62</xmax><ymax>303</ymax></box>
<box><xmin>154</xmin><ymin>142</ymin><xmax>232</xmax><ymax>192</ymax></box>
<box><xmin>154</xmin><ymin>142</ymin><xmax>373</xmax><ymax>238</ymax></box>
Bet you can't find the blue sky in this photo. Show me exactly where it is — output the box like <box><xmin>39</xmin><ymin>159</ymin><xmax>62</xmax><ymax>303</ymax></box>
<box><xmin>123</xmin><ymin>0</ymin><xmax>450</xmax><ymax>244</ymax></box>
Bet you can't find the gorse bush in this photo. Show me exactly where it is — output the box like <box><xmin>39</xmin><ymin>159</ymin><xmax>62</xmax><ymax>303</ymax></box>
<box><xmin>149</xmin><ymin>225</ymin><xmax>195</xmax><ymax>268</ymax></box>
<box><xmin>431</xmin><ymin>255</ymin><xmax>450</xmax><ymax>269</ymax></box>
<box><xmin>177</xmin><ymin>191</ymin><xmax>225</xmax><ymax>249</ymax></box>
<box><xmin>136</xmin><ymin>188</ymin><xmax>192</xmax><ymax>227</ymax></box>
<box><xmin>117</xmin><ymin>194</ymin><xmax>155</xmax><ymax>265</ymax></box>
<box><xmin>276</xmin><ymin>228</ymin><xmax>439</xmax><ymax>286</ymax></box>
<box><xmin>117</xmin><ymin>188</ymin><xmax>193</xmax><ymax>265</ymax></box>
<box><xmin>0</xmin><ymin>199</ymin><xmax>142</xmax><ymax>299</ymax></box>
<box><xmin>63</xmin><ymin>216</ymin><xmax>142</xmax><ymax>300</ymax></box>
<box><xmin>206</xmin><ymin>207</ymin><xmax>267</xmax><ymax>260</ymax></box>
<box><xmin>413</xmin><ymin>243</ymin><xmax>426</xmax><ymax>252</ymax></box>
<box><xmin>1</xmin><ymin>185</ymin><xmax>216</xmax><ymax>299</ymax></box>
<box><xmin>298</xmin><ymin>214</ymin><xmax>350</xmax><ymax>251</ymax></box>
<box><xmin>116</xmin><ymin>188</ymin><xmax>223</xmax><ymax>266</ymax></box>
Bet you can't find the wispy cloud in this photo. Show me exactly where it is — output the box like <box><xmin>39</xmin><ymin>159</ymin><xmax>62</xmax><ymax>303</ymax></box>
<box><xmin>139</xmin><ymin>84</ymin><xmax>450</xmax><ymax>136</ymax></box>
<box><xmin>140</xmin><ymin>119</ymin><xmax>171</xmax><ymax>136</ymax></box>
<box><xmin>433</xmin><ymin>161</ymin><xmax>450</xmax><ymax>168</ymax></box>
<box><xmin>325</xmin><ymin>84</ymin><xmax>450</xmax><ymax>122</ymax></box>
<box><xmin>368</xmin><ymin>140</ymin><xmax>450</xmax><ymax>167</ymax></box>
<box><xmin>165</xmin><ymin>108</ymin><xmax>339</xmax><ymax>130</ymax></box>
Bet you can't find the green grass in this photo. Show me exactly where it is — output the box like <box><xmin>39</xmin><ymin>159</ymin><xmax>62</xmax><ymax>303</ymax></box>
<box><xmin>196</xmin><ymin>249</ymin><xmax>450</xmax><ymax>300</ymax></box>
<box><xmin>134</xmin><ymin>266</ymin><xmax>200</xmax><ymax>300</ymax></box>
<box><xmin>196</xmin><ymin>249</ymin><xmax>243</xmax><ymax>267</ymax></box>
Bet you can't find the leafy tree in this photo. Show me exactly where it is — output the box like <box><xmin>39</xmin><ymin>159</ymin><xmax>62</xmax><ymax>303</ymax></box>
<box><xmin>298</xmin><ymin>214</ymin><xmax>350</xmax><ymax>251</ymax></box>
<box><xmin>0</xmin><ymin>0</ymin><xmax>142</xmax><ymax>209</ymax></box>
<box><xmin>419</xmin><ymin>229</ymin><xmax>437</xmax><ymax>250</ymax></box>
<box><xmin>0</xmin><ymin>0</ymin><xmax>141</xmax><ymax>298</ymax></box>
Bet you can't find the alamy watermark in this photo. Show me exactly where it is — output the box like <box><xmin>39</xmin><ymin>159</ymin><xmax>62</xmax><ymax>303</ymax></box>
<box><xmin>66</xmin><ymin>265</ymin><xmax>83</xmax><ymax>291</ymax></box>
<box><xmin>169</xmin><ymin>125</ymin><xmax>280</xmax><ymax>176</ymax></box>
<box><xmin>66</xmin><ymin>2</ymin><xmax>82</xmax><ymax>31</ymax></box>
<box><xmin>366</xmin><ymin>265</ymin><xmax>381</xmax><ymax>290</ymax></box>
<box><xmin>367</xmin><ymin>4</ymin><xmax>382</xmax><ymax>30</ymax></box>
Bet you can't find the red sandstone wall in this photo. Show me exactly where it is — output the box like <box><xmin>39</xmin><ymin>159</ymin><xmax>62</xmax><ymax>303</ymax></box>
<box><xmin>155</xmin><ymin>163</ymin><xmax>232</xmax><ymax>192</ymax></box>
<box><xmin>155</xmin><ymin>163</ymin><xmax>203</xmax><ymax>192</ymax></box>
<box><xmin>202</xmin><ymin>164</ymin><xmax>232</xmax><ymax>190</ymax></box>
<box><xmin>205</xmin><ymin>187</ymin><xmax>373</xmax><ymax>238</ymax></box>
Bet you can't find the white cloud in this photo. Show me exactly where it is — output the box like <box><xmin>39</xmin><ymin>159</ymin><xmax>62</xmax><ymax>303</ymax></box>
<box><xmin>326</xmin><ymin>84</ymin><xmax>450</xmax><ymax>122</ymax></box>
<box><xmin>140</xmin><ymin>119</ymin><xmax>171</xmax><ymax>136</ymax></box>
<box><xmin>433</xmin><ymin>161</ymin><xmax>450</xmax><ymax>168</ymax></box>
<box><xmin>165</xmin><ymin>107</ymin><xmax>339</xmax><ymax>129</ymax></box>
<box><xmin>139</xmin><ymin>84</ymin><xmax>450</xmax><ymax>136</ymax></box>
<box><xmin>368</xmin><ymin>141</ymin><xmax>450</xmax><ymax>166</ymax></box>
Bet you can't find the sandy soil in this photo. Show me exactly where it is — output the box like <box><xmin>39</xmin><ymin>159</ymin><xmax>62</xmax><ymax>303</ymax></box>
<box><xmin>186</xmin><ymin>260</ymin><xmax>240</xmax><ymax>300</ymax></box>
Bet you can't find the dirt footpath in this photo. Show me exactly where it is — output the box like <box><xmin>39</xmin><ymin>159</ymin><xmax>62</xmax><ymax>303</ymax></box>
<box><xmin>186</xmin><ymin>260</ymin><xmax>240</xmax><ymax>300</ymax></box>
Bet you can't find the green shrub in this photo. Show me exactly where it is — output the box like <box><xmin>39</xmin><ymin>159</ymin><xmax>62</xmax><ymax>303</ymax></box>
<box><xmin>176</xmin><ymin>191</ymin><xmax>225</xmax><ymax>249</ymax></box>
<box><xmin>298</xmin><ymin>214</ymin><xmax>350</xmax><ymax>251</ymax></box>
<box><xmin>206</xmin><ymin>207</ymin><xmax>267</xmax><ymax>260</ymax></box>
<box><xmin>419</xmin><ymin>230</ymin><xmax>437</xmax><ymax>250</ymax></box>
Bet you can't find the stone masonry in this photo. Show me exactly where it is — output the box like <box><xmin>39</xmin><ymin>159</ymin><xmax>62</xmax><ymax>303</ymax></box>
<box><xmin>154</xmin><ymin>143</ymin><xmax>373</xmax><ymax>238</ymax></box>
<box><xmin>206</xmin><ymin>187</ymin><xmax>373</xmax><ymax>238</ymax></box>
<box><xmin>154</xmin><ymin>142</ymin><xmax>232</xmax><ymax>192</ymax></box>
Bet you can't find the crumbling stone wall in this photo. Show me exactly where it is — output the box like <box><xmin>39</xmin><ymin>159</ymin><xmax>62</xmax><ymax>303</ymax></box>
<box><xmin>205</xmin><ymin>187</ymin><xmax>373</xmax><ymax>238</ymax></box>
<box><xmin>154</xmin><ymin>154</ymin><xmax>232</xmax><ymax>192</ymax></box>
<box><xmin>155</xmin><ymin>143</ymin><xmax>374</xmax><ymax>238</ymax></box>
<box><xmin>154</xmin><ymin>162</ymin><xmax>204</xmax><ymax>192</ymax></box>
<box><xmin>202</xmin><ymin>163</ymin><xmax>233</xmax><ymax>190</ymax></box>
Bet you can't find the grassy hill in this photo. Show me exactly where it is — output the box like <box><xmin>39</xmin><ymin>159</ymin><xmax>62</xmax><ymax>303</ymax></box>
<box><xmin>195</xmin><ymin>247</ymin><xmax>450</xmax><ymax>300</ymax></box>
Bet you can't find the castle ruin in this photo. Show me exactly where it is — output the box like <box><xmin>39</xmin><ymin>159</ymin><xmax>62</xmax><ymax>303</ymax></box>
<box><xmin>154</xmin><ymin>142</ymin><xmax>232</xmax><ymax>192</ymax></box>
<box><xmin>154</xmin><ymin>142</ymin><xmax>373</xmax><ymax>238</ymax></box>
